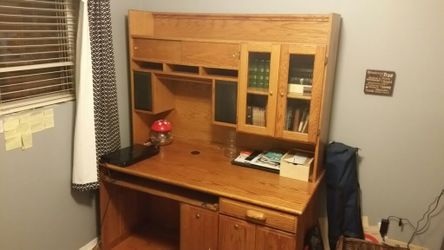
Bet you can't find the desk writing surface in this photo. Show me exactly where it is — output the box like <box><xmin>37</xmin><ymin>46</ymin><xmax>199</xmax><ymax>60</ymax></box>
<box><xmin>104</xmin><ymin>140</ymin><xmax>321</xmax><ymax>215</ymax></box>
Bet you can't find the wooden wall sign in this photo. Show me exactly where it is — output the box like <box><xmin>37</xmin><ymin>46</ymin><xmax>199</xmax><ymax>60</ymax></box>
<box><xmin>364</xmin><ymin>69</ymin><xmax>396</xmax><ymax>96</ymax></box>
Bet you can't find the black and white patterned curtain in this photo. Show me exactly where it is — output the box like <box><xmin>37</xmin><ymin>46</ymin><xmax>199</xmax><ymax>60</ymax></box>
<box><xmin>72</xmin><ymin>0</ymin><xmax>120</xmax><ymax>191</ymax></box>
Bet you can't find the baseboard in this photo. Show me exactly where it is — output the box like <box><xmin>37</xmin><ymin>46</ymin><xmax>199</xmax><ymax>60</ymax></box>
<box><xmin>79</xmin><ymin>238</ymin><xmax>98</xmax><ymax>250</ymax></box>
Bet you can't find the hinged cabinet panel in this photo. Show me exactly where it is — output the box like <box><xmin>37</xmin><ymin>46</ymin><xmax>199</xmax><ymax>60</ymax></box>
<box><xmin>237</xmin><ymin>43</ymin><xmax>281</xmax><ymax>136</ymax></box>
<box><xmin>219</xmin><ymin>215</ymin><xmax>256</xmax><ymax>250</ymax></box>
<box><xmin>182</xmin><ymin>41</ymin><xmax>240</xmax><ymax>69</ymax></box>
<box><xmin>255</xmin><ymin>226</ymin><xmax>296</xmax><ymax>250</ymax></box>
<box><xmin>133</xmin><ymin>38</ymin><xmax>182</xmax><ymax>63</ymax></box>
<box><xmin>275</xmin><ymin>44</ymin><xmax>327</xmax><ymax>143</ymax></box>
<box><xmin>237</xmin><ymin>42</ymin><xmax>327</xmax><ymax>144</ymax></box>
<box><xmin>180</xmin><ymin>204</ymin><xmax>218</xmax><ymax>250</ymax></box>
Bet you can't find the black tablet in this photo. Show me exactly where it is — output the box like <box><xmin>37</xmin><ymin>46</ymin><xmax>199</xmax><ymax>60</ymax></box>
<box><xmin>101</xmin><ymin>144</ymin><xmax>159</xmax><ymax>167</ymax></box>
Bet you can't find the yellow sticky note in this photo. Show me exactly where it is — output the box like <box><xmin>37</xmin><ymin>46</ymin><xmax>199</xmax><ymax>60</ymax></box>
<box><xmin>5</xmin><ymin>136</ymin><xmax>22</xmax><ymax>151</ymax></box>
<box><xmin>4</xmin><ymin>129</ymin><xmax>20</xmax><ymax>140</ymax></box>
<box><xmin>17</xmin><ymin>123</ymin><xmax>30</xmax><ymax>134</ymax></box>
<box><xmin>43</xmin><ymin>109</ymin><xmax>54</xmax><ymax>118</ymax></box>
<box><xmin>22</xmin><ymin>133</ymin><xmax>33</xmax><ymax>150</ymax></box>
<box><xmin>20</xmin><ymin>113</ymin><xmax>31</xmax><ymax>124</ymax></box>
<box><xmin>30</xmin><ymin>112</ymin><xmax>44</xmax><ymax>123</ymax></box>
<box><xmin>30</xmin><ymin>120</ymin><xmax>45</xmax><ymax>133</ymax></box>
<box><xmin>43</xmin><ymin>116</ymin><xmax>54</xmax><ymax>129</ymax></box>
<box><xmin>43</xmin><ymin>109</ymin><xmax>55</xmax><ymax>129</ymax></box>
<box><xmin>3</xmin><ymin>118</ymin><xmax>19</xmax><ymax>131</ymax></box>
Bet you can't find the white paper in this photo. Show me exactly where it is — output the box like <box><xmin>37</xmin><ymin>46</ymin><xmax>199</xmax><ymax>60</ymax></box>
<box><xmin>285</xmin><ymin>155</ymin><xmax>309</xmax><ymax>165</ymax></box>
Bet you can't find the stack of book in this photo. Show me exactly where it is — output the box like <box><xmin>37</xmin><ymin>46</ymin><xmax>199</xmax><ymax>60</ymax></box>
<box><xmin>288</xmin><ymin>68</ymin><xmax>313</xmax><ymax>94</ymax></box>
<box><xmin>232</xmin><ymin>150</ymin><xmax>284</xmax><ymax>172</ymax></box>
<box><xmin>285</xmin><ymin>106</ymin><xmax>309</xmax><ymax>133</ymax></box>
<box><xmin>247</xmin><ymin>106</ymin><xmax>266</xmax><ymax>126</ymax></box>
<box><xmin>248</xmin><ymin>58</ymin><xmax>270</xmax><ymax>89</ymax></box>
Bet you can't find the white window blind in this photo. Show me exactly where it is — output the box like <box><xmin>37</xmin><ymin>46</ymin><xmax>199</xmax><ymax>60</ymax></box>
<box><xmin>0</xmin><ymin>0</ymin><xmax>77</xmax><ymax>115</ymax></box>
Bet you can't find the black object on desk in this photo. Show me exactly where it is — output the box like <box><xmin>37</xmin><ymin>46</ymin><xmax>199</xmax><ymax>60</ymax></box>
<box><xmin>101</xmin><ymin>144</ymin><xmax>159</xmax><ymax>167</ymax></box>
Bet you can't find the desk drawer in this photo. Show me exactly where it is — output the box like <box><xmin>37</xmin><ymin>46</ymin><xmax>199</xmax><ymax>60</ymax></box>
<box><xmin>219</xmin><ymin>198</ymin><xmax>297</xmax><ymax>233</ymax></box>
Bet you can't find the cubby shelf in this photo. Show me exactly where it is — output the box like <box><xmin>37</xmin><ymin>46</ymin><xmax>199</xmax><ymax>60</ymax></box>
<box><xmin>112</xmin><ymin>226</ymin><xmax>179</xmax><ymax>250</ymax></box>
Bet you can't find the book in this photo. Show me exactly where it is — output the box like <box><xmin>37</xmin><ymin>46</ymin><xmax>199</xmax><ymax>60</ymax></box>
<box><xmin>252</xmin><ymin>106</ymin><xmax>260</xmax><ymax>126</ymax></box>
<box><xmin>262</xmin><ymin>151</ymin><xmax>284</xmax><ymax>164</ymax></box>
<box><xmin>262</xmin><ymin>107</ymin><xmax>266</xmax><ymax>126</ymax></box>
<box><xmin>302</xmin><ymin>113</ymin><xmax>309</xmax><ymax>133</ymax></box>
<box><xmin>246</xmin><ymin>106</ymin><xmax>253</xmax><ymax>124</ymax></box>
<box><xmin>252</xmin><ymin>106</ymin><xmax>266</xmax><ymax>127</ymax></box>
<box><xmin>298</xmin><ymin>107</ymin><xmax>307</xmax><ymax>132</ymax></box>
<box><xmin>232</xmin><ymin>150</ymin><xmax>284</xmax><ymax>172</ymax></box>
<box><xmin>285</xmin><ymin>106</ymin><xmax>294</xmax><ymax>130</ymax></box>
<box><xmin>292</xmin><ymin>107</ymin><xmax>301</xmax><ymax>132</ymax></box>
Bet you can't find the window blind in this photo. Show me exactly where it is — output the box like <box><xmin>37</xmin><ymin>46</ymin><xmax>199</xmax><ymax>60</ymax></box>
<box><xmin>0</xmin><ymin>0</ymin><xmax>76</xmax><ymax>115</ymax></box>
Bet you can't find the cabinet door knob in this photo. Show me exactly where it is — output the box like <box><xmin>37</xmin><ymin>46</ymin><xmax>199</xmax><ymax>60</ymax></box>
<box><xmin>280</xmin><ymin>91</ymin><xmax>284</xmax><ymax>97</ymax></box>
<box><xmin>234</xmin><ymin>224</ymin><xmax>240</xmax><ymax>229</ymax></box>
<box><xmin>134</xmin><ymin>46</ymin><xmax>139</xmax><ymax>50</ymax></box>
<box><xmin>269</xmin><ymin>91</ymin><xmax>273</xmax><ymax>96</ymax></box>
<box><xmin>195</xmin><ymin>213</ymin><xmax>201</xmax><ymax>219</ymax></box>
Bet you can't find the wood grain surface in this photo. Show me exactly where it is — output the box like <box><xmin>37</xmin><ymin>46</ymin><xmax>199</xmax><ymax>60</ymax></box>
<box><xmin>104</xmin><ymin>139</ymin><xmax>322</xmax><ymax>215</ymax></box>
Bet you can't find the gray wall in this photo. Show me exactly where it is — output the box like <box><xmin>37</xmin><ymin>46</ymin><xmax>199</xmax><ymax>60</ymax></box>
<box><xmin>111</xmin><ymin>0</ymin><xmax>444</xmax><ymax>249</ymax></box>
<box><xmin>0</xmin><ymin>102</ymin><xmax>98</xmax><ymax>250</ymax></box>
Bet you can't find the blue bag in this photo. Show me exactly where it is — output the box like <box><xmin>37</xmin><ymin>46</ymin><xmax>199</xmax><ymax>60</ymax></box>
<box><xmin>326</xmin><ymin>142</ymin><xmax>364</xmax><ymax>249</ymax></box>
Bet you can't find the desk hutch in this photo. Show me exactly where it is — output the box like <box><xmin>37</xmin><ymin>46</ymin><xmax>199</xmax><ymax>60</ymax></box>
<box><xmin>100</xmin><ymin>10</ymin><xmax>341</xmax><ymax>250</ymax></box>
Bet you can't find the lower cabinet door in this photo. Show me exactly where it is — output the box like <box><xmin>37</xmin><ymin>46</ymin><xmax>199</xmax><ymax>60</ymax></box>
<box><xmin>255</xmin><ymin>226</ymin><xmax>296</xmax><ymax>250</ymax></box>
<box><xmin>180</xmin><ymin>204</ymin><xmax>218</xmax><ymax>250</ymax></box>
<box><xmin>218</xmin><ymin>215</ymin><xmax>255</xmax><ymax>250</ymax></box>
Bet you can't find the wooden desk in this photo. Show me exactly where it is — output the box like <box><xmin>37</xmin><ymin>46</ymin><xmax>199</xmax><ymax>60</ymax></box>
<box><xmin>100</xmin><ymin>140</ymin><xmax>323</xmax><ymax>250</ymax></box>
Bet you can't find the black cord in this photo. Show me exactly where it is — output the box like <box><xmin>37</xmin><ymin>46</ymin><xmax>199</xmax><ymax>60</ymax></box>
<box><xmin>407</xmin><ymin>188</ymin><xmax>444</xmax><ymax>248</ymax></box>
<box><xmin>414</xmin><ymin>189</ymin><xmax>444</xmax><ymax>234</ymax></box>
<box><xmin>387</xmin><ymin>216</ymin><xmax>415</xmax><ymax>230</ymax></box>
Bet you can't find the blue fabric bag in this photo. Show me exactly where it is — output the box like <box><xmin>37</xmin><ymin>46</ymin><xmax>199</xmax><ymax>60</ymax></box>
<box><xmin>326</xmin><ymin>142</ymin><xmax>364</xmax><ymax>249</ymax></box>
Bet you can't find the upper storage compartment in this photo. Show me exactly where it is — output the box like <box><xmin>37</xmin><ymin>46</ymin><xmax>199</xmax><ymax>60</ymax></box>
<box><xmin>127</xmin><ymin>10</ymin><xmax>341</xmax><ymax>182</ymax></box>
<box><xmin>133</xmin><ymin>39</ymin><xmax>182</xmax><ymax>63</ymax></box>
<box><xmin>133</xmin><ymin>39</ymin><xmax>240</xmax><ymax>70</ymax></box>
<box><xmin>181</xmin><ymin>41</ymin><xmax>240</xmax><ymax>69</ymax></box>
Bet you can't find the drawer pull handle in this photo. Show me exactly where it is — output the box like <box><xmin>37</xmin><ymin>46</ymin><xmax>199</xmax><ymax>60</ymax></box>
<box><xmin>246</xmin><ymin>209</ymin><xmax>266</xmax><ymax>222</ymax></box>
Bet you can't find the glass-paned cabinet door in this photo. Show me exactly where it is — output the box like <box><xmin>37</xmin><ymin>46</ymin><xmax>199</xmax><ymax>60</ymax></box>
<box><xmin>238</xmin><ymin>43</ymin><xmax>280</xmax><ymax>136</ymax></box>
<box><xmin>277</xmin><ymin>44</ymin><xmax>326</xmax><ymax>143</ymax></box>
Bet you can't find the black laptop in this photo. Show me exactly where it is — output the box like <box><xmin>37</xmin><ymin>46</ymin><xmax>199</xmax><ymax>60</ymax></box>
<box><xmin>101</xmin><ymin>144</ymin><xmax>159</xmax><ymax>167</ymax></box>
